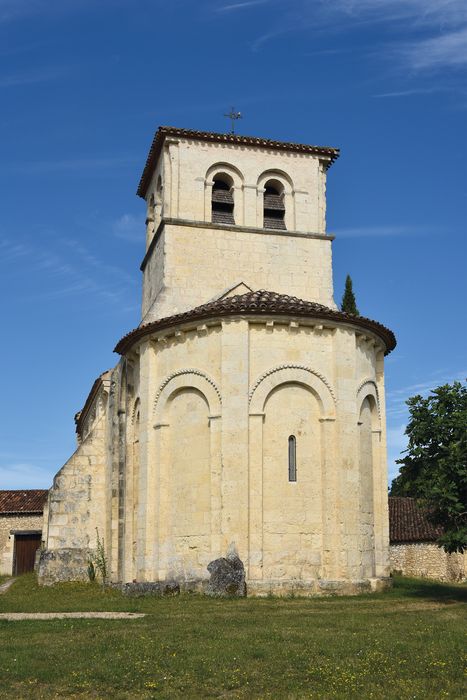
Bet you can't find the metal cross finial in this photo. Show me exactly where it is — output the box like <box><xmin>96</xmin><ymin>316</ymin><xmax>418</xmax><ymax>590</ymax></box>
<box><xmin>224</xmin><ymin>107</ymin><xmax>242</xmax><ymax>134</ymax></box>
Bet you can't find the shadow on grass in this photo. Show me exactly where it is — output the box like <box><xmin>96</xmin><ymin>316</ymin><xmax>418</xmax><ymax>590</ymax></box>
<box><xmin>393</xmin><ymin>575</ymin><xmax>467</xmax><ymax>603</ymax></box>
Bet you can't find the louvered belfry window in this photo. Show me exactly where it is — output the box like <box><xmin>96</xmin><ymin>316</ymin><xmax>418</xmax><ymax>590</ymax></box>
<box><xmin>212</xmin><ymin>177</ymin><xmax>235</xmax><ymax>225</ymax></box>
<box><xmin>263</xmin><ymin>183</ymin><xmax>286</xmax><ymax>230</ymax></box>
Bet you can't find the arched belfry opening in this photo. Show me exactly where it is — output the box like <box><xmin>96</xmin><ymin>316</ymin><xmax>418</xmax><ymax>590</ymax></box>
<box><xmin>211</xmin><ymin>174</ymin><xmax>235</xmax><ymax>225</ymax></box>
<box><xmin>263</xmin><ymin>179</ymin><xmax>286</xmax><ymax>230</ymax></box>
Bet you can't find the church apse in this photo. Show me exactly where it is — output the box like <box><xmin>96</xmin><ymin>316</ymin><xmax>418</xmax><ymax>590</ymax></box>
<box><xmin>39</xmin><ymin>128</ymin><xmax>396</xmax><ymax>595</ymax></box>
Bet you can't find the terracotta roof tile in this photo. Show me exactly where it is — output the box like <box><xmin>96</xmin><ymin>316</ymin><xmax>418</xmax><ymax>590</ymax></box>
<box><xmin>114</xmin><ymin>289</ymin><xmax>396</xmax><ymax>356</ymax></box>
<box><xmin>389</xmin><ymin>496</ymin><xmax>442</xmax><ymax>543</ymax></box>
<box><xmin>0</xmin><ymin>490</ymin><xmax>48</xmax><ymax>514</ymax></box>
<box><xmin>137</xmin><ymin>126</ymin><xmax>340</xmax><ymax>198</ymax></box>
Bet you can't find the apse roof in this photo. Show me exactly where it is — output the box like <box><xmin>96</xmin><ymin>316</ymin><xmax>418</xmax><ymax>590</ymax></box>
<box><xmin>137</xmin><ymin>126</ymin><xmax>340</xmax><ymax>198</ymax></box>
<box><xmin>114</xmin><ymin>289</ymin><xmax>396</xmax><ymax>356</ymax></box>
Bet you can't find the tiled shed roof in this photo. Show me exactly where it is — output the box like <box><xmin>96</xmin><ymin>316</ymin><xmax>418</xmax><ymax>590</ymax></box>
<box><xmin>114</xmin><ymin>289</ymin><xmax>396</xmax><ymax>356</ymax></box>
<box><xmin>137</xmin><ymin>126</ymin><xmax>340</xmax><ymax>198</ymax></box>
<box><xmin>389</xmin><ymin>496</ymin><xmax>442</xmax><ymax>543</ymax></box>
<box><xmin>0</xmin><ymin>490</ymin><xmax>48</xmax><ymax>514</ymax></box>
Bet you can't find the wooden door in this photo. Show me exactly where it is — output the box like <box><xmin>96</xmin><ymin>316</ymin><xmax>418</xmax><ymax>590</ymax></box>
<box><xmin>14</xmin><ymin>534</ymin><xmax>41</xmax><ymax>575</ymax></box>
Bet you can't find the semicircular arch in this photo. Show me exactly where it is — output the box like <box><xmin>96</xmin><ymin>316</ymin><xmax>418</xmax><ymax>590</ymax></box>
<box><xmin>357</xmin><ymin>379</ymin><xmax>380</xmax><ymax>421</ymax></box>
<box><xmin>154</xmin><ymin>369</ymin><xmax>222</xmax><ymax>423</ymax></box>
<box><xmin>249</xmin><ymin>364</ymin><xmax>336</xmax><ymax>417</ymax></box>
<box><xmin>205</xmin><ymin>161</ymin><xmax>244</xmax><ymax>187</ymax></box>
<box><xmin>257</xmin><ymin>168</ymin><xmax>294</xmax><ymax>192</ymax></box>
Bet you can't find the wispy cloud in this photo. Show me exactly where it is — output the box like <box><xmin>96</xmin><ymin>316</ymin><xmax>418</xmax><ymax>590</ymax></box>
<box><xmin>0</xmin><ymin>39</ymin><xmax>47</xmax><ymax>57</ymax></box>
<box><xmin>0</xmin><ymin>239</ymin><xmax>30</xmax><ymax>262</ymax></box>
<box><xmin>387</xmin><ymin>372</ymin><xmax>467</xmax><ymax>406</ymax></box>
<box><xmin>334</xmin><ymin>225</ymin><xmax>426</xmax><ymax>238</ymax></box>
<box><xmin>321</xmin><ymin>0</ymin><xmax>466</xmax><ymax>30</ymax></box>
<box><xmin>251</xmin><ymin>27</ymin><xmax>287</xmax><ymax>52</ymax></box>
<box><xmin>386</xmin><ymin>371</ymin><xmax>467</xmax><ymax>425</ymax></box>
<box><xmin>303</xmin><ymin>47</ymin><xmax>353</xmax><ymax>57</ymax></box>
<box><xmin>0</xmin><ymin>235</ymin><xmax>138</xmax><ymax>309</ymax></box>
<box><xmin>246</xmin><ymin>0</ymin><xmax>467</xmax><ymax>76</ymax></box>
<box><xmin>0</xmin><ymin>461</ymin><xmax>54</xmax><ymax>489</ymax></box>
<box><xmin>0</xmin><ymin>66</ymin><xmax>70</xmax><ymax>88</ymax></box>
<box><xmin>374</xmin><ymin>87</ymin><xmax>442</xmax><ymax>98</ymax></box>
<box><xmin>216</xmin><ymin>0</ymin><xmax>270</xmax><ymax>12</ymax></box>
<box><xmin>400</xmin><ymin>27</ymin><xmax>467</xmax><ymax>72</ymax></box>
<box><xmin>0</xmin><ymin>0</ymin><xmax>38</xmax><ymax>23</ymax></box>
<box><xmin>112</xmin><ymin>213</ymin><xmax>145</xmax><ymax>243</ymax></box>
<box><xmin>0</xmin><ymin>0</ymin><xmax>99</xmax><ymax>24</ymax></box>
<box><xmin>6</xmin><ymin>156</ymin><xmax>138</xmax><ymax>175</ymax></box>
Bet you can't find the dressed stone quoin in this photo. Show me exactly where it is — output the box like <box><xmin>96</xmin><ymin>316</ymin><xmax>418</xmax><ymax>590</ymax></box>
<box><xmin>39</xmin><ymin>127</ymin><xmax>397</xmax><ymax>595</ymax></box>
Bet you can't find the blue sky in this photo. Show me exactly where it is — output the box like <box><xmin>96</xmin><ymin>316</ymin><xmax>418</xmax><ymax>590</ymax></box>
<box><xmin>1</xmin><ymin>0</ymin><xmax>466</xmax><ymax>489</ymax></box>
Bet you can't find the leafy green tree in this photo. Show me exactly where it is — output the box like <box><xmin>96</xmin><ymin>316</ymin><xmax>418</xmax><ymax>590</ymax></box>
<box><xmin>390</xmin><ymin>381</ymin><xmax>467</xmax><ymax>553</ymax></box>
<box><xmin>341</xmin><ymin>274</ymin><xmax>360</xmax><ymax>316</ymax></box>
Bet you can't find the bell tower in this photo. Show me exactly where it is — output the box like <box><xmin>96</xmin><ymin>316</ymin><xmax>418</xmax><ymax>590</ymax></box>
<box><xmin>137</xmin><ymin>127</ymin><xmax>340</xmax><ymax>324</ymax></box>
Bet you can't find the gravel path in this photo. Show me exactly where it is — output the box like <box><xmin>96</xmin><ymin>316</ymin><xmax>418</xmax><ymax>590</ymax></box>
<box><xmin>0</xmin><ymin>612</ymin><xmax>145</xmax><ymax>620</ymax></box>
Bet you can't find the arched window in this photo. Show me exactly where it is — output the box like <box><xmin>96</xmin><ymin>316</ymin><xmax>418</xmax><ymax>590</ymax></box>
<box><xmin>211</xmin><ymin>174</ymin><xmax>235</xmax><ymax>225</ymax></box>
<box><xmin>288</xmin><ymin>435</ymin><xmax>297</xmax><ymax>482</ymax></box>
<box><xmin>263</xmin><ymin>180</ymin><xmax>286</xmax><ymax>230</ymax></box>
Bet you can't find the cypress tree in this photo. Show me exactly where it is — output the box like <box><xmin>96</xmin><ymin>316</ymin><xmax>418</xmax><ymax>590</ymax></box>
<box><xmin>341</xmin><ymin>274</ymin><xmax>360</xmax><ymax>315</ymax></box>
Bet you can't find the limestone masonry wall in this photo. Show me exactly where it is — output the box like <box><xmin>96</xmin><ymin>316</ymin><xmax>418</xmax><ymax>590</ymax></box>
<box><xmin>44</xmin><ymin>413</ymin><xmax>107</xmax><ymax>553</ymax></box>
<box><xmin>390</xmin><ymin>543</ymin><xmax>466</xmax><ymax>582</ymax></box>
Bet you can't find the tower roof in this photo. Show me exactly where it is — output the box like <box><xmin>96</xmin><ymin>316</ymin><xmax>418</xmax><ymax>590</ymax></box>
<box><xmin>137</xmin><ymin>126</ymin><xmax>340</xmax><ymax>198</ymax></box>
<box><xmin>114</xmin><ymin>289</ymin><xmax>396</xmax><ymax>356</ymax></box>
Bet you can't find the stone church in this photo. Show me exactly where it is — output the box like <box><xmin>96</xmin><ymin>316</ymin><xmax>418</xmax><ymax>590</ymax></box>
<box><xmin>39</xmin><ymin>127</ymin><xmax>396</xmax><ymax>595</ymax></box>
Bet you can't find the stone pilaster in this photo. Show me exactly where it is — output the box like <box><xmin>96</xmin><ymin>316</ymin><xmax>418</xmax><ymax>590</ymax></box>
<box><xmin>334</xmin><ymin>328</ymin><xmax>360</xmax><ymax>580</ymax></box>
<box><xmin>220</xmin><ymin>319</ymin><xmax>249</xmax><ymax>565</ymax></box>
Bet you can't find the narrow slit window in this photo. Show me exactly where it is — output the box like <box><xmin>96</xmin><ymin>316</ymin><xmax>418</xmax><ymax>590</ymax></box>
<box><xmin>288</xmin><ymin>435</ymin><xmax>297</xmax><ymax>482</ymax></box>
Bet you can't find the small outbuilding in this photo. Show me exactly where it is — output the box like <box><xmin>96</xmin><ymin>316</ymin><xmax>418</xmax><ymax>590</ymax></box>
<box><xmin>0</xmin><ymin>490</ymin><xmax>48</xmax><ymax>576</ymax></box>
<box><xmin>389</xmin><ymin>496</ymin><xmax>466</xmax><ymax>582</ymax></box>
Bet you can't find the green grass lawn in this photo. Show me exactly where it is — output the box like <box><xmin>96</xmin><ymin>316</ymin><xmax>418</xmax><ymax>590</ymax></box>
<box><xmin>0</xmin><ymin>575</ymin><xmax>465</xmax><ymax>699</ymax></box>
